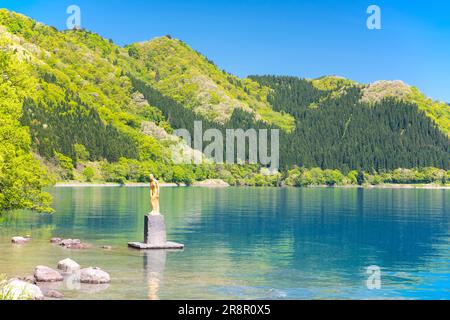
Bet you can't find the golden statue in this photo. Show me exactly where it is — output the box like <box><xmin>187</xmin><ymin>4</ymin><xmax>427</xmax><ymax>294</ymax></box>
<box><xmin>149</xmin><ymin>174</ymin><xmax>160</xmax><ymax>215</ymax></box>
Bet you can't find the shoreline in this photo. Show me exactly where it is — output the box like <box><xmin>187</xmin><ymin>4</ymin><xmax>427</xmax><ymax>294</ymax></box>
<box><xmin>55</xmin><ymin>182</ymin><xmax>181</xmax><ymax>188</ymax></box>
<box><xmin>53</xmin><ymin>182</ymin><xmax>450</xmax><ymax>190</ymax></box>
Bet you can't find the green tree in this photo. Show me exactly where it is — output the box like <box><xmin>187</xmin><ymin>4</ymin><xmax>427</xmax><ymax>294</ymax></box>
<box><xmin>357</xmin><ymin>171</ymin><xmax>365</xmax><ymax>186</ymax></box>
<box><xmin>74</xmin><ymin>143</ymin><xmax>90</xmax><ymax>162</ymax></box>
<box><xmin>54</xmin><ymin>151</ymin><xmax>74</xmax><ymax>180</ymax></box>
<box><xmin>128</xmin><ymin>46</ymin><xmax>140</xmax><ymax>59</ymax></box>
<box><xmin>83</xmin><ymin>167</ymin><xmax>95</xmax><ymax>182</ymax></box>
<box><xmin>172</xmin><ymin>165</ymin><xmax>194</xmax><ymax>185</ymax></box>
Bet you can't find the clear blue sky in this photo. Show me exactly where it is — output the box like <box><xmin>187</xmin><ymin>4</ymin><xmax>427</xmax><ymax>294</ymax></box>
<box><xmin>3</xmin><ymin>0</ymin><xmax>450</xmax><ymax>102</ymax></box>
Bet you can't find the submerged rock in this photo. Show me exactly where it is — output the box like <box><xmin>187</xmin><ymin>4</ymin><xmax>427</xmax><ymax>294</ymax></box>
<box><xmin>3</xmin><ymin>279</ymin><xmax>44</xmax><ymax>300</ymax></box>
<box><xmin>57</xmin><ymin>258</ymin><xmax>80</xmax><ymax>273</ymax></box>
<box><xmin>60</xmin><ymin>239</ymin><xmax>81</xmax><ymax>246</ymax></box>
<box><xmin>45</xmin><ymin>289</ymin><xmax>64</xmax><ymax>299</ymax></box>
<box><xmin>50</xmin><ymin>237</ymin><xmax>62</xmax><ymax>244</ymax></box>
<box><xmin>80</xmin><ymin>267</ymin><xmax>110</xmax><ymax>284</ymax></box>
<box><xmin>68</xmin><ymin>243</ymin><xmax>91</xmax><ymax>250</ymax></box>
<box><xmin>59</xmin><ymin>239</ymin><xmax>90</xmax><ymax>249</ymax></box>
<box><xmin>34</xmin><ymin>266</ymin><xmax>63</xmax><ymax>282</ymax></box>
<box><xmin>11</xmin><ymin>236</ymin><xmax>30</xmax><ymax>244</ymax></box>
<box><xmin>79</xmin><ymin>283</ymin><xmax>110</xmax><ymax>294</ymax></box>
<box><xmin>37</xmin><ymin>281</ymin><xmax>64</xmax><ymax>293</ymax></box>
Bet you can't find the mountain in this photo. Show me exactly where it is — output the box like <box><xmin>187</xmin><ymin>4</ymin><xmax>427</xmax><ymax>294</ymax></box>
<box><xmin>0</xmin><ymin>9</ymin><xmax>450</xmax><ymax>212</ymax></box>
<box><xmin>250</xmin><ymin>76</ymin><xmax>450</xmax><ymax>171</ymax></box>
<box><xmin>124</xmin><ymin>37</ymin><xmax>295</xmax><ymax>131</ymax></box>
<box><xmin>360</xmin><ymin>80</ymin><xmax>450</xmax><ymax>136</ymax></box>
<box><xmin>0</xmin><ymin>10</ymin><xmax>178</xmax><ymax>212</ymax></box>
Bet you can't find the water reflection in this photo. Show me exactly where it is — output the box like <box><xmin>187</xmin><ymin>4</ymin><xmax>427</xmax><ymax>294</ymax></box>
<box><xmin>143</xmin><ymin>250</ymin><xmax>167</xmax><ymax>300</ymax></box>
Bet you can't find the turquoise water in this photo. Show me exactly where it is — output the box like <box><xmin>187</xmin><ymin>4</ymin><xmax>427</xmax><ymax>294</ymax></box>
<box><xmin>0</xmin><ymin>187</ymin><xmax>449</xmax><ymax>300</ymax></box>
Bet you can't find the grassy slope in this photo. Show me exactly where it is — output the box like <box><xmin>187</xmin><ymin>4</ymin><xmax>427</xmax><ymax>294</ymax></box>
<box><xmin>124</xmin><ymin>37</ymin><xmax>295</xmax><ymax>131</ymax></box>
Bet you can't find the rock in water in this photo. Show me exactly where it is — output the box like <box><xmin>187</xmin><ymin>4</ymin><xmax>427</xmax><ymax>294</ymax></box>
<box><xmin>193</xmin><ymin>179</ymin><xmax>230</xmax><ymax>187</ymax></box>
<box><xmin>80</xmin><ymin>267</ymin><xmax>110</xmax><ymax>284</ymax></box>
<box><xmin>2</xmin><ymin>280</ymin><xmax>44</xmax><ymax>300</ymax></box>
<box><xmin>60</xmin><ymin>239</ymin><xmax>81</xmax><ymax>246</ymax></box>
<box><xmin>50</xmin><ymin>237</ymin><xmax>62</xmax><ymax>244</ymax></box>
<box><xmin>34</xmin><ymin>266</ymin><xmax>63</xmax><ymax>282</ymax></box>
<box><xmin>67</xmin><ymin>243</ymin><xmax>90</xmax><ymax>250</ymax></box>
<box><xmin>57</xmin><ymin>258</ymin><xmax>81</xmax><ymax>273</ymax></box>
<box><xmin>11</xmin><ymin>236</ymin><xmax>30</xmax><ymax>244</ymax></box>
<box><xmin>45</xmin><ymin>290</ymin><xmax>64</xmax><ymax>299</ymax></box>
<box><xmin>18</xmin><ymin>275</ymin><xmax>37</xmax><ymax>284</ymax></box>
<box><xmin>59</xmin><ymin>239</ymin><xmax>90</xmax><ymax>249</ymax></box>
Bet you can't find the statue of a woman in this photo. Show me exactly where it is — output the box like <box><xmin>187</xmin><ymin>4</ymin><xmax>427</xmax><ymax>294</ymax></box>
<box><xmin>149</xmin><ymin>174</ymin><xmax>160</xmax><ymax>215</ymax></box>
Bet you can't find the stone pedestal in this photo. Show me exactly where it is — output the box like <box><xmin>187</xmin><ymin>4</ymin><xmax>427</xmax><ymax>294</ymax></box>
<box><xmin>128</xmin><ymin>214</ymin><xmax>184</xmax><ymax>250</ymax></box>
<box><xmin>144</xmin><ymin>214</ymin><xmax>166</xmax><ymax>245</ymax></box>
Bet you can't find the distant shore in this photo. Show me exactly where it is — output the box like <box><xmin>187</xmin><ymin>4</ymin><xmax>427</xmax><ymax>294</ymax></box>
<box><xmin>55</xmin><ymin>182</ymin><xmax>180</xmax><ymax>188</ymax></box>
<box><xmin>53</xmin><ymin>181</ymin><xmax>450</xmax><ymax>189</ymax></box>
<box><xmin>363</xmin><ymin>184</ymin><xmax>450</xmax><ymax>190</ymax></box>
<box><xmin>54</xmin><ymin>179</ymin><xmax>231</xmax><ymax>188</ymax></box>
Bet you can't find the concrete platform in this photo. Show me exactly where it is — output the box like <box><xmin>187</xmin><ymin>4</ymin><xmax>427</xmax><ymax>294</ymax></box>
<box><xmin>128</xmin><ymin>214</ymin><xmax>184</xmax><ymax>250</ymax></box>
<box><xmin>128</xmin><ymin>241</ymin><xmax>184</xmax><ymax>250</ymax></box>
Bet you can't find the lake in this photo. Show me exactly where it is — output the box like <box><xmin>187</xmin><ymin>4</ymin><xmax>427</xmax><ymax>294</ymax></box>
<box><xmin>0</xmin><ymin>187</ymin><xmax>449</xmax><ymax>300</ymax></box>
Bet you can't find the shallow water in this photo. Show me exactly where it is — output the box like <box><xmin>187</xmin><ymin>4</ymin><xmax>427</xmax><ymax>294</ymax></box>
<box><xmin>0</xmin><ymin>187</ymin><xmax>449</xmax><ymax>300</ymax></box>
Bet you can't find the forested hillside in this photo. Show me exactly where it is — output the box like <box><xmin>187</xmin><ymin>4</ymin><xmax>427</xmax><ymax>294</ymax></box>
<box><xmin>0</xmin><ymin>42</ymin><xmax>52</xmax><ymax>212</ymax></box>
<box><xmin>250</xmin><ymin>76</ymin><xmax>450</xmax><ymax>171</ymax></box>
<box><xmin>1</xmin><ymin>9</ymin><xmax>450</xmax><ymax>213</ymax></box>
<box><xmin>0</xmin><ymin>10</ymin><xmax>173</xmax><ymax>212</ymax></box>
<box><xmin>0</xmin><ymin>9</ymin><xmax>167</xmax><ymax>164</ymax></box>
<box><xmin>124</xmin><ymin>37</ymin><xmax>295</xmax><ymax>131</ymax></box>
